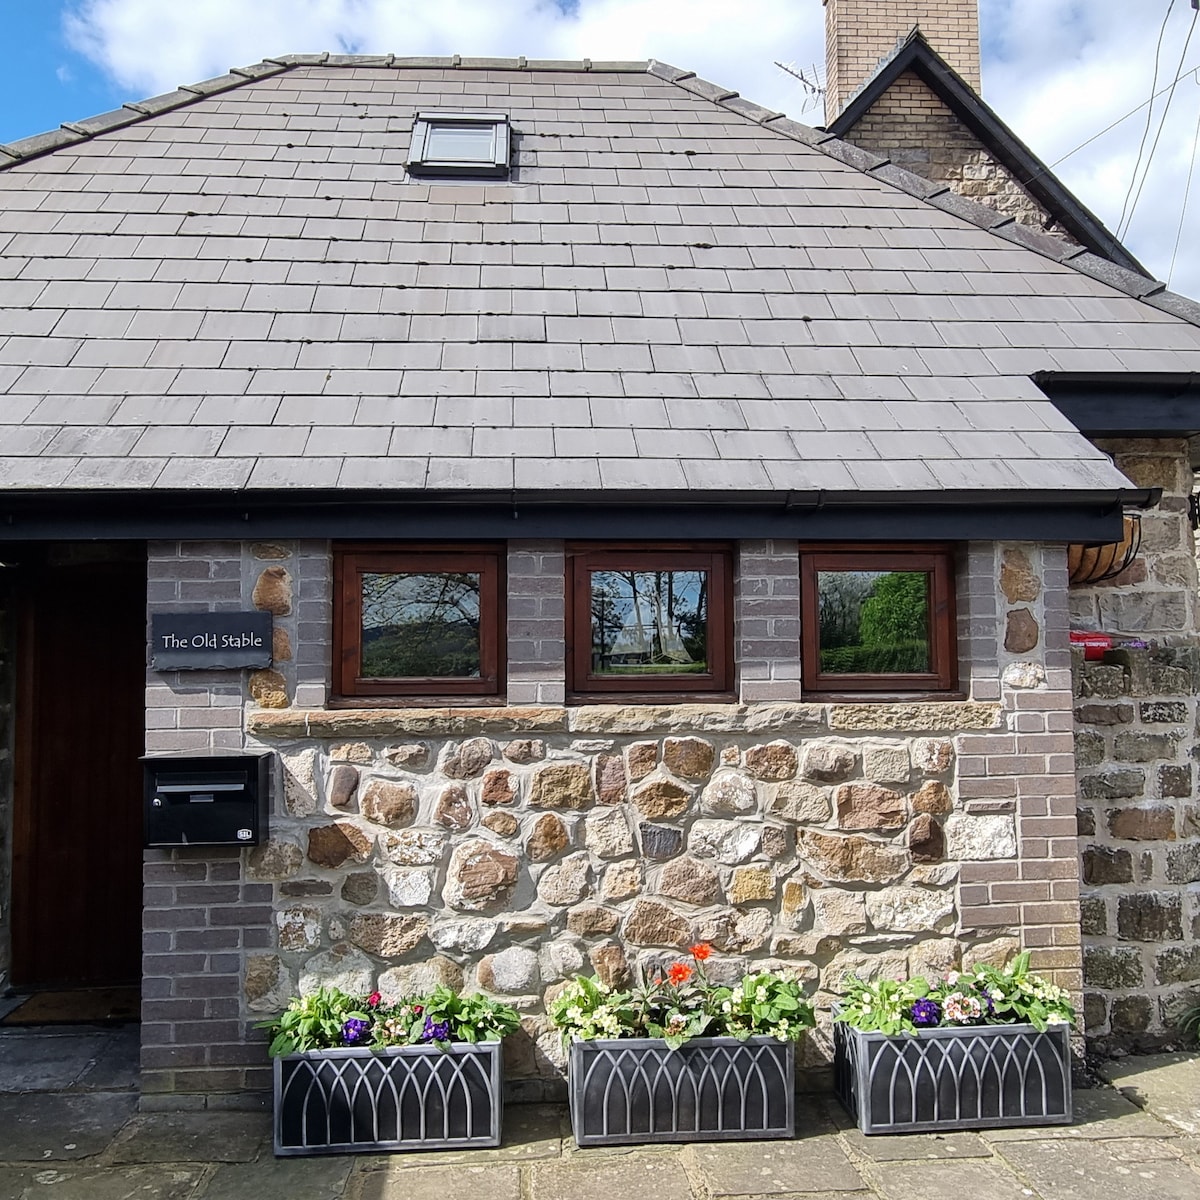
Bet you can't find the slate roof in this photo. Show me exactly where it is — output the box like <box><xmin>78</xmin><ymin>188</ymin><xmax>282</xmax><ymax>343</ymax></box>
<box><xmin>2</xmin><ymin>55</ymin><xmax>1200</xmax><ymax>505</ymax></box>
<box><xmin>825</xmin><ymin>30</ymin><xmax>1145</xmax><ymax>275</ymax></box>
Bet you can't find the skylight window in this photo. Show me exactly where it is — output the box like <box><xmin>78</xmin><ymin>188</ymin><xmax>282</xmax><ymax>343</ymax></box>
<box><xmin>407</xmin><ymin>111</ymin><xmax>511</xmax><ymax>179</ymax></box>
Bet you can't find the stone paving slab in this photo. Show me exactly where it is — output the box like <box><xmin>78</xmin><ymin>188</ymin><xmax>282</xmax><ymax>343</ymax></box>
<box><xmin>837</xmin><ymin>1127</ymin><xmax>993</xmax><ymax>1161</ymax></box>
<box><xmin>1100</xmin><ymin>1052</ymin><xmax>1200</xmax><ymax>1135</ymax></box>
<box><xmin>354</xmin><ymin>1162</ymin><xmax>522</xmax><ymax>1200</ymax></box>
<box><xmin>202</xmin><ymin>1155</ymin><xmax>353</xmax><ymax>1200</ymax></box>
<box><xmin>681</xmin><ymin>1139</ymin><xmax>868</xmax><ymax>1195</ymax></box>
<box><xmin>981</xmin><ymin>1085</ymin><xmax>1173</xmax><ymax>1141</ymax></box>
<box><xmin>106</xmin><ymin>1111</ymin><xmax>271</xmax><ymax>1165</ymax></box>
<box><xmin>0</xmin><ymin>1163</ymin><xmax>205</xmax><ymax>1200</ymax></box>
<box><xmin>528</xmin><ymin>1154</ymin><xmax>695</xmax><ymax>1200</ymax></box>
<box><xmin>0</xmin><ymin>1091</ymin><xmax>138</xmax><ymax>1161</ymax></box>
<box><xmin>995</xmin><ymin>1137</ymin><xmax>1200</xmax><ymax>1200</ymax></box>
<box><xmin>867</xmin><ymin>1159</ymin><xmax>1040</xmax><ymax>1200</ymax></box>
<box><xmin>0</xmin><ymin>1030</ymin><xmax>124</xmax><ymax>1092</ymax></box>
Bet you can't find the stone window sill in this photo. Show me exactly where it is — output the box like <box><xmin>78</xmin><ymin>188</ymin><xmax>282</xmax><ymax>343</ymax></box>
<box><xmin>246</xmin><ymin>699</ymin><xmax>1001</xmax><ymax>738</ymax></box>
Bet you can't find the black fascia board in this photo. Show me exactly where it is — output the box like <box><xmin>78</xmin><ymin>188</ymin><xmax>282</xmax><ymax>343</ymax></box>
<box><xmin>825</xmin><ymin>31</ymin><xmax>1146</xmax><ymax>276</ymax></box>
<box><xmin>0</xmin><ymin>488</ymin><xmax>1148</xmax><ymax>544</ymax></box>
<box><xmin>1035</xmin><ymin>371</ymin><xmax>1200</xmax><ymax>437</ymax></box>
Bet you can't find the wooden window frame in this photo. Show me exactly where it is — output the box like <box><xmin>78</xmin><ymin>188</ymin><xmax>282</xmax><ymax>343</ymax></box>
<box><xmin>333</xmin><ymin>544</ymin><xmax>504</xmax><ymax>703</ymax></box>
<box><xmin>799</xmin><ymin>543</ymin><xmax>957</xmax><ymax>695</ymax></box>
<box><xmin>566</xmin><ymin>542</ymin><xmax>733</xmax><ymax>701</ymax></box>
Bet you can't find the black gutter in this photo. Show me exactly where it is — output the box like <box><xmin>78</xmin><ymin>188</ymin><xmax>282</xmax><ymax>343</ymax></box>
<box><xmin>0</xmin><ymin>488</ymin><xmax>1154</xmax><ymax>544</ymax></box>
<box><xmin>826</xmin><ymin>31</ymin><xmax>1147</xmax><ymax>276</ymax></box>
<box><xmin>1034</xmin><ymin>371</ymin><xmax>1200</xmax><ymax>438</ymax></box>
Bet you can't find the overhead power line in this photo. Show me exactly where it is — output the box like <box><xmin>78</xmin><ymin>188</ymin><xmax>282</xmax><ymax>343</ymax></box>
<box><xmin>1167</xmin><ymin>74</ymin><xmax>1200</xmax><ymax>285</ymax></box>
<box><xmin>1117</xmin><ymin>0</ymin><xmax>1176</xmax><ymax>237</ymax></box>
<box><xmin>1120</xmin><ymin>3</ymin><xmax>1200</xmax><ymax>240</ymax></box>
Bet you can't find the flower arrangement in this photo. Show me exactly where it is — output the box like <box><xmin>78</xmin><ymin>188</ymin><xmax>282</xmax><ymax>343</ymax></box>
<box><xmin>834</xmin><ymin>951</ymin><xmax>1075</xmax><ymax>1036</ymax></box>
<box><xmin>549</xmin><ymin>942</ymin><xmax>815</xmax><ymax>1050</ymax></box>
<box><xmin>261</xmin><ymin>985</ymin><xmax>521</xmax><ymax>1057</ymax></box>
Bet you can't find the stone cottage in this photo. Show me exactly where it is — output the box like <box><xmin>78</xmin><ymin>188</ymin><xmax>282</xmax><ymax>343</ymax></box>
<box><xmin>0</xmin><ymin>4</ymin><xmax>1198</xmax><ymax>1107</ymax></box>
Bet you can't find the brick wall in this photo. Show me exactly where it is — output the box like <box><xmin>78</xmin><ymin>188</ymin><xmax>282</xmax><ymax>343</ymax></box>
<box><xmin>824</xmin><ymin>0</ymin><xmax>981</xmax><ymax>122</ymax></box>
<box><xmin>141</xmin><ymin>540</ymin><xmax>325</xmax><ymax>1106</ymax></box>
<box><xmin>956</xmin><ymin>543</ymin><xmax>1082</xmax><ymax>995</ymax></box>
<box><xmin>736</xmin><ymin>539</ymin><xmax>802</xmax><ymax>703</ymax></box>
<box><xmin>507</xmin><ymin>541</ymin><xmax>567</xmax><ymax>706</ymax></box>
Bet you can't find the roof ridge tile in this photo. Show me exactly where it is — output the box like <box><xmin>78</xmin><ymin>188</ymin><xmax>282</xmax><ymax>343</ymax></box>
<box><xmin>179</xmin><ymin>72</ymin><xmax>251</xmax><ymax>97</ymax></box>
<box><xmin>1140</xmin><ymin>290</ymin><xmax>1200</xmax><ymax>324</ymax></box>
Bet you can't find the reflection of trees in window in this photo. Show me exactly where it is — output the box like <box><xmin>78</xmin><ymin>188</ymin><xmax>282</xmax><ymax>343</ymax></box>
<box><xmin>590</xmin><ymin>570</ymin><xmax>708</xmax><ymax>675</ymax></box>
<box><xmin>361</xmin><ymin>572</ymin><xmax>481</xmax><ymax>678</ymax></box>
<box><xmin>818</xmin><ymin>570</ymin><xmax>930</xmax><ymax>675</ymax></box>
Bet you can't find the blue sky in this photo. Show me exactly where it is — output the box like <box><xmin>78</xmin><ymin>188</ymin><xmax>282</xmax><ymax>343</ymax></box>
<box><xmin>1</xmin><ymin>1</ymin><xmax>1198</xmax><ymax>297</ymax></box>
<box><xmin>0</xmin><ymin>2</ymin><xmax>122</xmax><ymax>143</ymax></box>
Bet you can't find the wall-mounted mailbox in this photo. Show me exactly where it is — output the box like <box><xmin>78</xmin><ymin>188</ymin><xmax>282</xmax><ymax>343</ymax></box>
<box><xmin>142</xmin><ymin>753</ymin><xmax>271</xmax><ymax>848</ymax></box>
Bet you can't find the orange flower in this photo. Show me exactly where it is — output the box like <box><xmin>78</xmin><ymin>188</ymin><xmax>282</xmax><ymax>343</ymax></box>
<box><xmin>689</xmin><ymin>943</ymin><xmax>712</xmax><ymax>962</ymax></box>
<box><xmin>667</xmin><ymin>962</ymin><xmax>693</xmax><ymax>986</ymax></box>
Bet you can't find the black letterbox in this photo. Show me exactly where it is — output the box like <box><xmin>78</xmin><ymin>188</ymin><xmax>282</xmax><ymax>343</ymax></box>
<box><xmin>142</xmin><ymin>752</ymin><xmax>271</xmax><ymax>848</ymax></box>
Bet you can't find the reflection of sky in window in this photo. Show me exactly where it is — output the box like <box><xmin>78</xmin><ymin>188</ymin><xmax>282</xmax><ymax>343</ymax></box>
<box><xmin>426</xmin><ymin>123</ymin><xmax>495</xmax><ymax>161</ymax></box>
<box><xmin>362</xmin><ymin>572</ymin><xmax>480</xmax><ymax>632</ymax></box>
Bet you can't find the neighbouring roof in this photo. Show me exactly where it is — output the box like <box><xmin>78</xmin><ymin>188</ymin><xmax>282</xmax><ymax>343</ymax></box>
<box><xmin>1</xmin><ymin>54</ymin><xmax>1199</xmax><ymax>536</ymax></box>
<box><xmin>826</xmin><ymin>29</ymin><xmax>1145</xmax><ymax>275</ymax></box>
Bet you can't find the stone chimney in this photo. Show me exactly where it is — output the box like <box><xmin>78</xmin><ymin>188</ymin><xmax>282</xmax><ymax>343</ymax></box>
<box><xmin>823</xmin><ymin>0</ymin><xmax>981</xmax><ymax>123</ymax></box>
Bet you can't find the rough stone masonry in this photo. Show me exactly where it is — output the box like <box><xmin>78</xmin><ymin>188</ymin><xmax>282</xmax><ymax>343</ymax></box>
<box><xmin>139</xmin><ymin>537</ymin><xmax>1081</xmax><ymax>1102</ymax></box>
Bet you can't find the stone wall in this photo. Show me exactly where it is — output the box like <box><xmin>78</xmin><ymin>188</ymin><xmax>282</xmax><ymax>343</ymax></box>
<box><xmin>1071</xmin><ymin>439</ymin><xmax>1198</xmax><ymax>639</ymax></box>
<box><xmin>1075</xmin><ymin>646</ymin><xmax>1200</xmax><ymax>1050</ymax></box>
<box><xmin>0</xmin><ymin>574</ymin><xmax>13</xmax><ymax>991</ymax></box>
<box><xmin>139</xmin><ymin>536</ymin><xmax>1081</xmax><ymax>1101</ymax></box>
<box><xmin>1070</xmin><ymin>437</ymin><xmax>1199</xmax><ymax>1050</ymax></box>
<box><xmin>839</xmin><ymin>71</ymin><xmax>1078</xmax><ymax>242</ymax></box>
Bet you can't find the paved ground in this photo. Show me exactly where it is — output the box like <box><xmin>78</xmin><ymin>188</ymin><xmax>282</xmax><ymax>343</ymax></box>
<box><xmin>2</xmin><ymin>1025</ymin><xmax>1199</xmax><ymax>1199</ymax></box>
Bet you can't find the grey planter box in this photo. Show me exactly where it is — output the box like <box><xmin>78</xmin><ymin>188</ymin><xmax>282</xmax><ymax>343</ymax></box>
<box><xmin>273</xmin><ymin>1041</ymin><xmax>503</xmax><ymax>1156</ymax></box>
<box><xmin>568</xmin><ymin>1036</ymin><xmax>795</xmax><ymax>1146</ymax></box>
<box><xmin>834</xmin><ymin>1020</ymin><xmax>1073</xmax><ymax>1135</ymax></box>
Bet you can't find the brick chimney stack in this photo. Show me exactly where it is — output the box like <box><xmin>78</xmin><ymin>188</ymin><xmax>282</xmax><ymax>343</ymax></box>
<box><xmin>823</xmin><ymin>0</ymin><xmax>982</xmax><ymax>124</ymax></box>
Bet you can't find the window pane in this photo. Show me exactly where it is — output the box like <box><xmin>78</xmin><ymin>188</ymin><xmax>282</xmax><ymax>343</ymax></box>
<box><xmin>817</xmin><ymin>569</ymin><xmax>931</xmax><ymax>675</ymax></box>
<box><xmin>425</xmin><ymin>122</ymin><xmax>495</xmax><ymax>162</ymax></box>
<box><xmin>590</xmin><ymin>569</ymin><xmax>708</xmax><ymax>676</ymax></box>
<box><xmin>360</xmin><ymin>571</ymin><xmax>481</xmax><ymax>678</ymax></box>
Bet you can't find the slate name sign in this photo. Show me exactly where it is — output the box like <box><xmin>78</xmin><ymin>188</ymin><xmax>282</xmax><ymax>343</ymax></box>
<box><xmin>152</xmin><ymin>612</ymin><xmax>273</xmax><ymax>670</ymax></box>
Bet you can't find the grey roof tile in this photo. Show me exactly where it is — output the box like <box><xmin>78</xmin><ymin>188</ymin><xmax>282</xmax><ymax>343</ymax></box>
<box><xmin>247</xmin><ymin>456</ymin><xmax>344</xmax><ymax>488</ymax></box>
<box><xmin>154</xmin><ymin>456</ymin><xmax>256</xmax><ymax>488</ymax></box>
<box><xmin>2</xmin><ymin>57</ymin><xmax>1199</xmax><ymax>500</ymax></box>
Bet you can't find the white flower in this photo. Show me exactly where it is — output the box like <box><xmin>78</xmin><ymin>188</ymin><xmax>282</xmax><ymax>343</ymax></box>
<box><xmin>721</xmin><ymin>1000</ymin><xmax>732</xmax><ymax>1013</ymax></box>
<box><xmin>755</xmin><ymin>986</ymin><xmax>768</xmax><ymax>1003</ymax></box>
<box><xmin>1045</xmin><ymin>1013</ymin><xmax>1069</xmax><ymax>1025</ymax></box>
<box><xmin>565</xmin><ymin>1006</ymin><xmax>583</xmax><ymax>1022</ymax></box>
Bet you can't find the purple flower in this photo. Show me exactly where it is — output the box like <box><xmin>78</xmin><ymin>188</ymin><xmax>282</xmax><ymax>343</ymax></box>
<box><xmin>341</xmin><ymin>1018</ymin><xmax>370</xmax><ymax>1045</ymax></box>
<box><xmin>911</xmin><ymin>999</ymin><xmax>941</xmax><ymax>1028</ymax></box>
<box><xmin>421</xmin><ymin>1017</ymin><xmax>451</xmax><ymax>1043</ymax></box>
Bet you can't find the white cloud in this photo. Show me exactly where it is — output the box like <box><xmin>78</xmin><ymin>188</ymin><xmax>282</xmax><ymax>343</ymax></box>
<box><xmin>61</xmin><ymin>0</ymin><xmax>1200</xmax><ymax>296</ymax></box>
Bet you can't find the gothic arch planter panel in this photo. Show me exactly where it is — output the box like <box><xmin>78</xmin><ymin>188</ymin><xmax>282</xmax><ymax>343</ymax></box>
<box><xmin>834</xmin><ymin>1020</ymin><xmax>1072</xmax><ymax>1135</ymax></box>
<box><xmin>568</xmin><ymin>1036</ymin><xmax>795</xmax><ymax>1146</ymax></box>
<box><xmin>273</xmin><ymin>1042</ymin><xmax>503</xmax><ymax>1156</ymax></box>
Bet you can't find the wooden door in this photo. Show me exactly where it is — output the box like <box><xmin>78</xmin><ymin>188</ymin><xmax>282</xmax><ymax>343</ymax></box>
<box><xmin>11</xmin><ymin>545</ymin><xmax>147</xmax><ymax>989</ymax></box>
